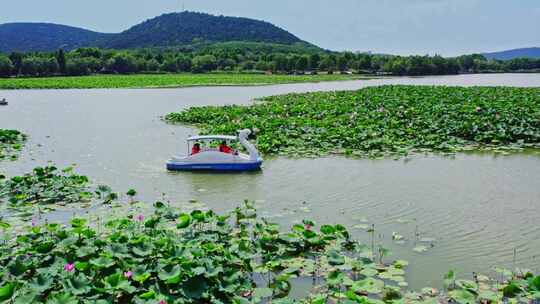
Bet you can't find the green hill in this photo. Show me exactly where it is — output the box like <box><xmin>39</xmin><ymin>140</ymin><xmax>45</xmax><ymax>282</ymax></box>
<box><xmin>0</xmin><ymin>23</ymin><xmax>113</xmax><ymax>53</ymax></box>
<box><xmin>483</xmin><ymin>47</ymin><xmax>540</xmax><ymax>60</ymax></box>
<box><xmin>0</xmin><ymin>12</ymin><xmax>311</xmax><ymax>53</ymax></box>
<box><xmin>105</xmin><ymin>12</ymin><xmax>305</xmax><ymax>49</ymax></box>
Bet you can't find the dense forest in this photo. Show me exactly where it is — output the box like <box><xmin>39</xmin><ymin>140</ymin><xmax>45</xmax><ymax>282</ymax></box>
<box><xmin>0</xmin><ymin>23</ymin><xmax>111</xmax><ymax>53</ymax></box>
<box><xmin>0</xmin><ymin>12</ymin><xmax>305</xmax><ymax>53</ymax></box>
<box><xmin>1</xmin><ymin>42</ymin><xmax>539</xmax><ymax>78</ymax></box>
<box><xmin>105</xmin><ymin>12</ymin><xmax>303</xmax><ymax>49</ymax></box>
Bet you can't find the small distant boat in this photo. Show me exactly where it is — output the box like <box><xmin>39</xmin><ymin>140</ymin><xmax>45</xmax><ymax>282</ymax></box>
<box><xmin>0</xmin><ymin>98</ymin><xmax>7</xmax><ymax>106</ymax></box>
<box><xmin>166</xmin><ymin>129</ymin><xmax>263</xmax><ymax>172</ymax></box>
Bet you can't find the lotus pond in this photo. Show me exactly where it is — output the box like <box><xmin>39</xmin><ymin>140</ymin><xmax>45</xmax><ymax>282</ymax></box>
<box><xmin>0</xmin><ymin>166</ymin><xmax>119</xmax><ymax>225</ymax></box>
<box><xmin>0</xmin><ymin>129</ymin><xmax>26</xmax><ymax>161</ymax></box>
<box><xmin>0</xmin><ymin>73</ymin><xmax>366</xmax><ymax>90</ymax></box>
<box><xmin>1</xmin><ymin>74</ymin><xmax>540</xmax><ymax>295</ymax></box>
<box><xmin>1</xmin><ymin>170</ymin><xmax>540</xmax><ymax>303</ymax></box>
<box><xmin>165</xmin><ymin>85</ymin><xmax>540</xmax><ymax>158</ymax></box>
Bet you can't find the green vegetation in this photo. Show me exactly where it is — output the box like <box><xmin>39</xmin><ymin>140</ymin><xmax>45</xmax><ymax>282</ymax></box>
<box><xmin>0</xmin><ymin>129</ymin><xmax>26</xmax><ymax>161</ymax></box>
<box><xmin>103</xmin><ymin>12</ymin><xmax>303</xmax><ymax>49</ymax></box>
<box><xmin>2</xmin><ymin>44</ymin><xmax>540</xmax><ymax>80</ymax></box>
<box><xmin>0</xmin><ymin>12</ymin><xmax>306</xmax><ymax>53</ymax></box>
<box><xmin>2</xmin><ymin>12</ymin><xmax>540</xmax><ymax>77</ymax></box>
<box><xmin>0</xmin><ymin>23</ymin><xmax>110</xmax><ymax>54</ymax></box>
<box><xmin>0</xmin><ymin>166</ymin><xmax>118</xmax><ymax>222</ymax></box>
<box><xmin>166</xmin><ymin>85</ymin><xmax>540</xmax><ymax>157</ymax></box>
<box><xmin>195</xmin><ymin>41</ymin><xmax>322</xmax><ymax>55</ymax></box>
<box><xmin>0</xmin><ymin>73</ymin><xmax>365</xmax><ymax>89</ymax></box>
<box><xmin>2</xmin><ymin>167</ymin><xmax>540</xmax><ymax>303</ymax></box>
<box><xmin>0</xmin><ymin>166</ymin><xmax>92</xmax><ymax>207</ymax></box>
<box><xmin>1</xmin><ymin>197</ymin><xmax>539</xmax><ymax>303</ymax></box>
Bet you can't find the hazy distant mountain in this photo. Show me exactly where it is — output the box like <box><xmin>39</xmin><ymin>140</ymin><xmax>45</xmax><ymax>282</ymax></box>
<box><xmin>0</xmin><ymin>23</ymin><xmax>113</xmax><ymax>53</ymax></box>
<box><xmin>0</xmin><ymin>12</ymin><xmax>308</xmax><ymax>53</ymax></box>
<box><xmin>483</xmin><ymin>47</ymin><xmax>540</xmax><ymax>60</ymax></box>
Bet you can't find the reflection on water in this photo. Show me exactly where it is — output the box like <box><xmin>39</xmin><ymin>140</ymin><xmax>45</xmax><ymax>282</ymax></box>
<box><xmin>1</xmin><ymin>73</ymin><xmax>540</xmax><ymax>289</ymax></box>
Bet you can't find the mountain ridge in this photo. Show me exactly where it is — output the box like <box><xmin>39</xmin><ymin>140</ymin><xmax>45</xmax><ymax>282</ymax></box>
<box><xmin>0</xmin><ymin>12</ymin><xmax>308</xmax><ymax>53</ymax></box>
<box><xmin>0</xmin><ymin>22</ymin><xmax>114</xmax><ymax>53</ymax></box>
<box><xmin>105</xmin><ymin>12</ymin><xmax>304</xmax><ymax>49</ymax></box>
<box><xmin>483</xmin><ymin>47</ymin><xmax>540</xmax><ymax>60</ymax></box>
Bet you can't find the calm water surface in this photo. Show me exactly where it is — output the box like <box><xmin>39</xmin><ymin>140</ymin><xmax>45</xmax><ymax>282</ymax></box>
<box><xmin>1</xmin><ymin>73</ymin><xmax>540</xmax><ymax>289</ymax></box>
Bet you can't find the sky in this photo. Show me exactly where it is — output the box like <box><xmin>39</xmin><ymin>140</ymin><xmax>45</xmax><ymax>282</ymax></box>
<box><xmin>1</xmin><ymin>0</ymin><xmax>539</xmax><ymax>56</ymax></box>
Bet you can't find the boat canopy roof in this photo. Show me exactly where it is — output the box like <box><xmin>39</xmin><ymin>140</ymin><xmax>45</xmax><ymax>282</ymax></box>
<box><xmin>187</xmin><ymin>135</ymin><xmax>238</xmax><ymax>142</ymax></box>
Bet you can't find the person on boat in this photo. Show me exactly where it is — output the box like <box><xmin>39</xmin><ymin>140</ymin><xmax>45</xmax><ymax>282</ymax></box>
<box><xmin>219</xmin><ymin>141</ymin><xmax>233</xmax><ymax>154</ymax></box>
<box><xmin>191</xmin><ymin>143</ymin><xmax>201</xmax><ymax>155</ymax></box>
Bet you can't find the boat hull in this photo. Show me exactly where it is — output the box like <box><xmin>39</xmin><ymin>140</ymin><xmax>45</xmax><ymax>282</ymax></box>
<box><xmin>166</xmin><ymin>160</ymin><xmax>262</xmax><ymax>172</ymax></box>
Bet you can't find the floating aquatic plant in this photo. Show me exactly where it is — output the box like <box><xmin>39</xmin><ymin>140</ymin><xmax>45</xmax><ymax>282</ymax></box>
<box><xmin>0</xmin><ymin>166</ymin><xmax>118</xmax><ymax>226</ymax></box>
<box><xmin>0</xmin><ymin>166</ymin><xmax>92</xmax><ymax>207</ymax></box>
<box><xmin>126</xmin><ymin>188</ymin><xmax>137</xmax><ymax>203</ymax></box>
<box><xmin>165</xmin><ymin>85</ymin><xmax>540</xmax><ymax>158</ymax></box>
<box><xmin>2</xmin><ymin>166</ymin><xmax>540</xmax><ymax>303</ymax></box>
<box><xmin>0</xmin><ymin>129</ymin><xmax>26</xmax><ymax>161</ymax></box>
<box><xmin>0</xmin><ymin>196</ymin><xmax>538</xmax><ymax>302</ymax></box>
<box><xmin>0</xmin><ymin>73</ymin><xmax>364</xmax><ymax>90</ymax></box>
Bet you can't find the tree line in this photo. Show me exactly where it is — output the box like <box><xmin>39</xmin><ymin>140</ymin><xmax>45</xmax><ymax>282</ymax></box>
<box><xmin>1</xmin><ymin>46</ymin><xmax>539</xmax><ymax>77</ymax></box>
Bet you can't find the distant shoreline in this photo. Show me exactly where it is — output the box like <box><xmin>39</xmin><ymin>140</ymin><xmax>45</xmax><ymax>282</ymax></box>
<box><xmin>0</xmin><ymin>73</ymin><xmax>374</xmax><ymax>90</ymax></box>
<box><xmin>2</xmin><ymin>72</ymin><xmax>540</xmax><ymax>90</ymax></box>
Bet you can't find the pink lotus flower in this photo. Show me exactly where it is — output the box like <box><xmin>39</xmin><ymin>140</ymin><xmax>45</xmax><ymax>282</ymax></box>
<box><xmin>64</xmin><ymin>263</ymin><xmax>75</xmax><ymax>272</ymax></box>
<box><xmin>475</xmin><ymin>106</ymin><xmax>482</xmax><ymax>112</ymax></box>
<box><xmin>304</xmin><ymin>224</ymin><xmax>312</xmax><ymax>230</ymax></box>
<box><xmin>158</xmin><ymin>300</ymin><xmax>167</xmax><ymax>304</ymax></box>
<box><xmin>124</xmin><ymin>271</ymin><xmax>133</xmax><ymax>279</ymax></box>
<box><xmin>136</xmin><ymin>214</ymin><xmax>144</xmax><ymax>222</ymax></box>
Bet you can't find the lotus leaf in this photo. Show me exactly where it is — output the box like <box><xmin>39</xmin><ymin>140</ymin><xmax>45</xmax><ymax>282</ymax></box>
<box><xmin>177</xmin><ymin>213</ymin><xmax>191</xmax><ymax>228</ymax></box>
<box><xmin>132</xmin><ymin>266</ymin><xmax>152</xmax><ymax>283</ymax></box>
<box><xmin>0</xmin><ymin>282</ymin><xmax>14</xmax><ymax>302</ymax></box>
<box><xmin>12</xmin><ymin>289</ymin><xmax>39</xmax><ymax>304</ymax></box>
<box><xmin>327</xmin><ymin>250</ymin><xmax>346</xmax><ymax>266</ymax></box>
<box><xmin>29</xmin><ymin>273</ymin><xmax>54</xmax><ymax>293</ymax></box>
<box><xmin>62</xmin><ymin>274</ymin><xmax>91</xmax><ymax>295</ymax></box>
<box><xmin>503</xmin><ymin>282</ymin><xmax>523</xmax><ymax>297</ymax></box>
<box><xmin>455</xmin><ymin>279</ymin><xmax>478</xmax><ymax>291</ymax></box>
<box><xmin>182</xmin><ymin>275</ymin><xmax>208</xmax><ymax>299</ymax></box>
<box><xmin>530</xmin><ymin>276</ymin><xmax>540</xmax><ymax>291</ymax></box>
<box><xmin>320</xmin><ymin>224</ymin><xmax>335</xmax><ymax>235</ymax></box>
<box><xmin>360</xmin><ymin>268</ymin><xmax>378</xmax><ymax>277</ymax></box>
<box><xmin>353</xmin><ymin>278</ymin><xmax>385</xmax><ymax>294</ymax></box>
<box><xmin>478</xmin><ymin>290</ymin><xmax>500</xmax><ymax>302</ymax></box>
<box><xmin>45</xmin><ymin>292</ymin><xmax>78</xmax><ymax>304</ymax></box>
<box><xmin>158</xmin><ymin>264</ymin><xmax>182</xmax><ymax>282</ymax></box>
<box><xmin>448</xmin><ymin>289</ymin><xmax>476</xmax><ymax>304</ymax></box>
<box><xmin>90</xmin><ymin>256</ymin><xmax>115</xmax><ymax>268</ymax></box>
<box><xmin>132</xmin><ymin>242</ymin><xmax>153</xmax><ymax>256</ymax></box>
